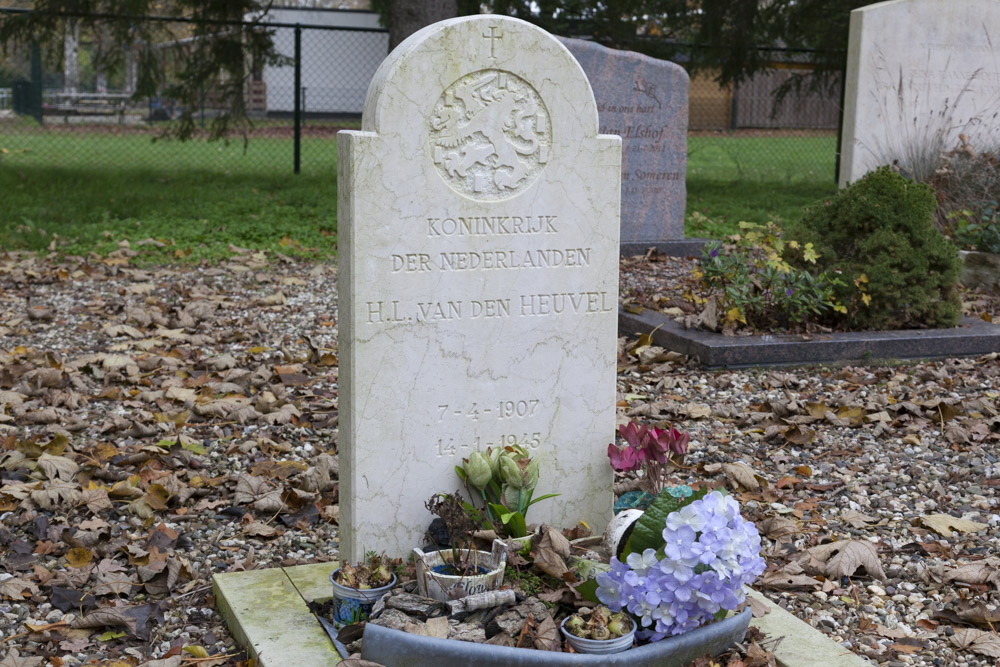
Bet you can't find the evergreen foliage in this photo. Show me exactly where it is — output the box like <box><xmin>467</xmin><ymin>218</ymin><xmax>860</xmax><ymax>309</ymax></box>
<box><xmin>797</xmin><ymin>166</ymin><xmax>962</xmax><ymax>330</ymax></box>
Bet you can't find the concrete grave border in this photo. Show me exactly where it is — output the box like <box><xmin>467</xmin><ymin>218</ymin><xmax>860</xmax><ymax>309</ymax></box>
<box><xmin>619</xmin><ymin>307</ymin><xmax>1000</xmax><ymax>369</ymax></box>
<box><xmin>214</xmin><ymin>565</ymin><xmax>873</xmax><ymax>666</ymax></box>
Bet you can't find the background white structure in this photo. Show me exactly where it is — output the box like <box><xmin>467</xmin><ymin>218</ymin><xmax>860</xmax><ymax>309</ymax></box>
<box><xmin>261</xmin><ymin>8</ymin><xmax>387</xmax><ymax>115</ymax></box>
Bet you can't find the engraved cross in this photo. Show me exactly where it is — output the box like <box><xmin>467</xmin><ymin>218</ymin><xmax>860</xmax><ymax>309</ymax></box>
<box><xmin>483</xmin><ymin>26</ymin><xmax>503</xmax><ymax>60</ymax></box>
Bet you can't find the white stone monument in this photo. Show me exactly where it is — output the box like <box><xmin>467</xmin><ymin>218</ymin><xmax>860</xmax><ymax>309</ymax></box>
<box><xmin>840</xmin><ymin>0</ymin><xmax>1000</xmax><ymax>187</ymax></box>
<box><xmin>337</xmin><ymin>15</ymin><xmax>621</xmax><ymax>562</ymax></box>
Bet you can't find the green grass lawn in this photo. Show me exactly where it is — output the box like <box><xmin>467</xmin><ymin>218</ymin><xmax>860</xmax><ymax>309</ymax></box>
<box><xmin>0</xmin><ymin>125</ymin><xmax>339</xmax><ymax>263</ymax></box>
<box><xmin>0</xmin><ymin>124</ymin><xmax>839</xmax><ymax>263</ymax></box>
<box><xmin>685</xmin><ymin>134</ymin><xmax>839</xmax><ymax>238</ymax></box>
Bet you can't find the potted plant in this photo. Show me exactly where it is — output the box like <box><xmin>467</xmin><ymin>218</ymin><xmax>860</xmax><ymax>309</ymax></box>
<box><xmin>455</xmin><ymin>444</ymin><xmax>558</xmax><ymax>546</ymax></box>
<box><xmin>605</xmin><ymin>421</ymin><xmax>692</xmax><ymax>556</ymax></box>
<box><xmin>608</xmin><ymin>421</ymin><xmax>690</xmax><ymax>513</ymax></box>
<box><xmin>593</xmin><ymin>489</ymin><xmax>766</xmax><ymax>642</ymax></box>
<box><xmin>329</xmin><ymin>552</ymin><xmax>397</xmax><ymax>627</ymax></box>
<box><xmin>415</xmin><ymin>492</ymin><xmax>508</xmax><ymax>601</ymax></box>
<box><xmin>561</xmin><ymin>605</ymin><xmax>636</xmax><ymax>654</ymax></box>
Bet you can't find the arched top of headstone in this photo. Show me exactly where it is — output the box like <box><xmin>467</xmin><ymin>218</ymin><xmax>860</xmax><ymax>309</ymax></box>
<box><xmin>358</xmin><ymin>16</ymin><xmax>602</xmax><ymax>201</ymax></box>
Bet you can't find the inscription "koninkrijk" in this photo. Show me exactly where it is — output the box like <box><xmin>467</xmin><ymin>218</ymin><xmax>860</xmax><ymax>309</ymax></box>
<box><xmin>427</xmin><ymin>215</ymin><xmax>558</xmax><ymax>237</ymax></box>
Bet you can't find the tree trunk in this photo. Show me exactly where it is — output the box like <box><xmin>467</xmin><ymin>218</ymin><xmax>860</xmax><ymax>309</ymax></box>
<box><xmin>63</xmin><ymin>18</ymin><xmax>79</xmax><ymax>94</ymax></box>
<box><xmin>388</xmin><ymin>0</ymin><xmax>458</xmax><ymax>51</ymax></box>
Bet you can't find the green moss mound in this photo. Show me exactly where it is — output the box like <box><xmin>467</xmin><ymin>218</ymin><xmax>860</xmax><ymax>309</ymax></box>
<box><xmin>798</xmin><ymin>166</ymin><xmax>961</xmax><ymax>330</ymax></box>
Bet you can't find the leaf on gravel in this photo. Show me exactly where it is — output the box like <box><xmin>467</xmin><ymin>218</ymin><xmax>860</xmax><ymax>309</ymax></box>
<box><xmin>807</xmin><ymin>541</ymin><xmax>887</xmax><ymax>581</ymax></box>
<box><xmin>0</xmin><ymin>649</ymin><xmax>45</xmax><ymax>667</ymax></box>
<box><xmin>0</xmin><ymin>390</ymin><xmax>27</xmax><ymax>405</ymax></box>
<box><xmin>137</xmin><ymin>658</ymin><xmax>182</xmax><ymax>667</ymax></box>
<box><xmin>82</xmin><ymin>487</ymin><xmax>113</xmax><ymax>513</ymax></box>
<box><xmin>835</xmin><ymin>405</ymin><xmax>866</xmax><ymax>427</ymax></box>
<box><xmin>944</xmin><ymin>423</ymin><xmax>971</xmax><ymax>444</ymax></box>
<box><xmin>950</xmin><ymin>629</ymin><xmax>1000</xmax><ymax>658</ymax></box>
<box><xmin>37</xmin><ymin>453</ymin><xmax>79</xmax><ymax>481</ymax></box>
<box><xmin>242</xmin><ymin>521</ymin><xmax>282</xmax><ymax>539</ymax></box>
<box><xmin>757</xmin><ymin>516</ymin><xmax>799</xmax><ymax>539</ymax></box>
<box><xmin>533</xmin><ymin>614</ymin><xmax>560</xmax><ymax>652</ymax></box>
<box><xmin>104</xmin><ymin>324</ymin><xmax>144</xmax><ymax>339</ymax></box>
<box><xmin>92</xmin><ymin>570</ymin><xmax>137</xmax><ymax>597</ymax></box>
<box><xmin>943</xmin><ymin>558</ymin><xmax>1000</xmax><ymax>590</ymax></box>
<box><xmin>70</xmin><ymin>604</ymin><xmax>152</xmax><ymax>638</ymax></box>
<box><xmin>840</xmin><ymin>510</ymin><xmax>878</xmax><ymax>529</ymax></box>
<box><xmin>50</xmin><ymin>586</ymin><xmax>98</xmax><ymax>613</ymax></box>
<box><xmin>684</xmin><ymin>402</ymin><xmax>712</xmax><ymax>419</ymax></box>
<box><xmin>916</xmin><ymin>514</ymin><xmax>988</xmax><ymax>537</ymax></box>
<box><xmin>759</xmin><ymin>570</ymin><xmax>822</xmax><ymax>590</ymax></box>
<box><xmin>782</xmin><ymin>425</ymin><xmax>814</xmax><ymax>445</ymax></box>
<box><xmin>164</xmin><ymin>386</ymin><xmax>197</xmax><ymax>402</ymax></box>
<box><xmin>66</xmin><ymin>547</ymin><xmax>94</xmax><ymax>568</ymax></box>
<box><xmin>22</xmin><ymin>408</ymin><xmax>61</xmax><ymax>424</ymax></box>
<box><xmin>234</xmin><ymin>474</ymin><xmax>285</xmax><ymax>514</ymax></box>
<box><xmin>723</xmin><ymin>462</ymin><xmax>761</xmax><ymax>491</ymax></box>
<box><xmin>30</xmin><ymin>480</ymin><xmax>82</xmax><ymax>509</ymax></box>
<box><xmin>1</xmin><ymin>577</ymin><xmax>40</xmax><ymax>599</ymax></box>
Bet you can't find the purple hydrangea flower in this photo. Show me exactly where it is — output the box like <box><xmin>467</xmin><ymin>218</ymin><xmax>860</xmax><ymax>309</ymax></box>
<box><xmin>594</xmin><ymin>491</ymin><xmax>766</xmax><ymax>640</ymax></box>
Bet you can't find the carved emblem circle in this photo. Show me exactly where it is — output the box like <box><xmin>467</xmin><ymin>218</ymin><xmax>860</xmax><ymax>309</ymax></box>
<box><xmin>429</xmin><ymin>69</ymin><xmax>552</xmax><ymax>201</ymax></box>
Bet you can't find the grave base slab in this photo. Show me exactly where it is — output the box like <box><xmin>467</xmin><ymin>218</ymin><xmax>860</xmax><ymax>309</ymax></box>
<box><xmin>215</xmin><ymin>564</ymin><xmax>872</xmax><ymax>666</ymax></box>
<box><xmin>213</xmin><ymin>563</ymin><xmax>341</xmax><ymax>666</ymax></box>
<box><xmin>621</xmin><ymin>238</ymin><xmax>708</xmax><ymax>257</ymax></box>
<box><xmin>620</xmin><ymin>306</ymin><xmax>1000</xmax><ymax>369</ymax></box>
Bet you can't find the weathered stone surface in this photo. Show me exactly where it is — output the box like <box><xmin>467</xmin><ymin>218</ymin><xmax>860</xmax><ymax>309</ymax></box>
<box><xmin>448</xmin><ymin>619</ymin><xmax>487</xmax><ymax>643</ymax></box>
<box><xmin>384</xmin><ymin>591</ymin><xmax>450</xmax><ymax>619</ymax></box>
<box><xmin>840</xmin><ymin>0</ymin><xmax>1000</xmax><ymax>186</ymax></box>
<box><xmin>338</xmin><ymin>15</ymin><xmax>620</xmax><ymax>561</ymax></box>
<box><xmin>560</xmin><ymin>37</ymin><xmax>689</xmax><ymax>248</ymax></box>
<box><xmin>485</xmin><ymin>598</ymin><xmax>551</xmax><ymax>638</ymax></box>
<box><xmin>959</xmin><ymin>250</ymin><xmax>1000</xmax><ymax>291</ymax></box>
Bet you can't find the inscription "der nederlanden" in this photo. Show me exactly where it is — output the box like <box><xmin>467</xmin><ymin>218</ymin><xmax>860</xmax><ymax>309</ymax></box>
<box><xmin>392</xmin><ymin>248</ymin><xmax>591</xmax><ymax>273</ymax></box>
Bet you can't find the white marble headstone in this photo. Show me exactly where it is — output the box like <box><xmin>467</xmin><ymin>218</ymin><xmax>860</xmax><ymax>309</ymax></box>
<box><xmin>337</xmin><ymin>15</ymin><xmax>621</xmax><ymax>561</ymax></box>
<box><xmin>840</xmin><ymin>0</ymin><xmax>1000</xmax><ymax>187</ymax></box>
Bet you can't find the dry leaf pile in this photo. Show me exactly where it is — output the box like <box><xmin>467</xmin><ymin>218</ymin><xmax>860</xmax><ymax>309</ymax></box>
<box><xmin>0</xmin><ymin>248</ymin><xmax>998</xmax><ymax>666</ymax></box>
<box><xmin>2</xmin><ymin>250</ymin><xmax>340</xmax><ymax>666</ymax></box>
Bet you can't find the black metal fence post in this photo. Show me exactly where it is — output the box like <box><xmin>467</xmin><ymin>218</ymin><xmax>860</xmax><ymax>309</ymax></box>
<box><xmin>293</xmin><ymin>23</ymin><xmax>301</xmax><ymax>175</ymax></box>
<box><xmin>834</xmin><ymin>64</ymin><xmax>847</xmax><ymax>185</ymax></box>
<box><xmin>30</xmin><ymin>41</ymin><xmax>44</xmax><ymax>124</ymax></box>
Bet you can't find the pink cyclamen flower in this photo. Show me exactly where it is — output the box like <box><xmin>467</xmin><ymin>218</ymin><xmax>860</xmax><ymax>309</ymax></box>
<box><xmin>608</xmin><ymin>443</ymin><xmax>640</xmax><ymax>471</ymax></box>
<box><xmin>618</xmin><ymin>422</ymin><xmax>648</xmax><ymax>450</ymax></box>
<box><xmin>666</xmin><ymin>427</ymin><xmax>689</xmax><ymax>456</ymax></box>
<box><xmin>643</xmin><ymin>427</ymin><xmax>671</xmax><ymax>464</ymax></box>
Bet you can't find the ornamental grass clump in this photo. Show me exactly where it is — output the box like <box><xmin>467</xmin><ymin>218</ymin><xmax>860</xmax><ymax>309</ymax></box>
<box><xmin>796</xmin><ymin>166</ymin><xmax>962</xmax><ymax>330</ymax></box>
<box><xmin>596</xmin><ymin>490</ymin><xmax>765</xmax><ymax>640</ymax></box>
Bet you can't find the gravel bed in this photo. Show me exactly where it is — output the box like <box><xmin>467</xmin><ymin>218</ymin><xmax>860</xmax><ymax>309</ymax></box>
<box><xmin>0</xmin><ymin>249</ymin><xmax>998</xmax><ymax>665</ymax></box>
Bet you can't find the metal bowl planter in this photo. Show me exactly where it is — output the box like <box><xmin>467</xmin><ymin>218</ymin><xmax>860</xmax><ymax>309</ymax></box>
<box><xmin>361</xmin><ymin>606</ymin><xmax>752</xmax><ymax>667</ymax></box>
<box><xmin>329</xmin><ymin>570</ymin><xmax>397</xmax><ymax>628</ymax></box>
<box><xmin>559</xmin><ymin>616</ymin><xmax>635</xmax><ymax>654</ymax></box>
<box><xmin>413</xmin><ymin>539</ymin><xmax>508</xmax><ymax>602</ymax></box>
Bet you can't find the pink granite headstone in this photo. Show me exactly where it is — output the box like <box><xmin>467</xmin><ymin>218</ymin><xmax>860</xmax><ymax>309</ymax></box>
<box><xmin>560</xmin><ymin>38</ymin><xmax>692</xmax><ymax>254</ymax></box>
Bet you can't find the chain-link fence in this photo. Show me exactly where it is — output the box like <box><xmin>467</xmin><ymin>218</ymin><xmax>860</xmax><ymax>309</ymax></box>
<box><xmin>0</xmin><ymin>8</ymin><xmax>388</xmax><ymax>175</ymax></box>
<box><xmin>672</xmin><ymin>43</ymin><xmax>841</xmax><ymax>185</ymax></box>
<box><xmin>0</xmin><ymin>8</ymin><xmax>840</xmax><ymax>184</ymax></box>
